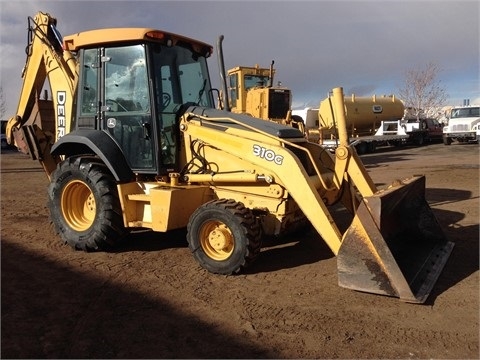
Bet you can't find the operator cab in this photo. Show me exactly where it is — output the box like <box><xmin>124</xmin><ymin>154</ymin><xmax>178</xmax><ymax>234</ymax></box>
<box><xmin>75</xmin><ymin>31</ymin><xmax>214</xmax><ymax>176</ymax></box>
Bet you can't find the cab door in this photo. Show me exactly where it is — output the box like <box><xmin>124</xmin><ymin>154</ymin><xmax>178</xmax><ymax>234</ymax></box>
<box><xmin>102</xmin><ymin>44</ymin><xmax>156</xmax><ymax>173</ymax></box>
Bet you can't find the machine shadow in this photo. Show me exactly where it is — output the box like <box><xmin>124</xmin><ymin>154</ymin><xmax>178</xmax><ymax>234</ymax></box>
<box><xmin>427</xmin><ymin>220</ymin><xmax>479</xmax><ymax>304</ymax></box>
<box><xmin>424</xmin><ymin>187</ymin><xmax>479</xmax><ymax>303</ymax></box>
<box><xmin>116</xmin><ymin>228</ymin><xmax>189</xmax><ymax>253</ymax></box>
<box><xmin>247</xmin><ymin>229</ymin><xmax>335</xmax><ymax>274</ymax></box>
<box><xmin>425</xmin><ymin>187</ymin><xmax>474</xmax><ymax>206</ymax></box>
<box><xmin>361</xmin><ymin>151</ymin><xmax>417</xmax><ymax>168</ymax></box>
<box><xmin>248</xmin><ymin>201</ymin><xmax>353</xmax><ymax>274</ymax></box>
<box><xmin>118</xmin><ymin>226</ymin><xmax>335</xmax><ymax>275</ymax></box>
<box><xmin>1</xmin><ymin>240</ymin><xmax>274</xmax><ymax>359</ymax></box>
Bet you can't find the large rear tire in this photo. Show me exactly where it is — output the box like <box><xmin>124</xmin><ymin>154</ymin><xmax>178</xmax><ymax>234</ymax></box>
<box><xmin>187</xmin><ymin>199</ymin><xmax>262</xmax><ymax>274</ymax></box>
<box><xmin>47</xmin><ymin>156</ymin><xmax>127</xmax><ymax>251</ymax></box>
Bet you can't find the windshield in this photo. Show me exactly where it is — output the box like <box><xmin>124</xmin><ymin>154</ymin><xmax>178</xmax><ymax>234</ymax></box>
<box><xmin>451</xmin><ymin>107</ymin><xmax>480</xmax><ymax>119</ymax></box>
<box><xmin>244</xmin><ymin>75</ymin><xmax>269</xmax><ymax>90</ymax></box>
<box><xmin>150</xmin><ymin>43</ymin><xmax>214</xmax><ymax>111</ymax></box>
<box><xmin>149</xmin><ymin>42</ymin><xmax>214</xmax><ymax>171</ymax></box>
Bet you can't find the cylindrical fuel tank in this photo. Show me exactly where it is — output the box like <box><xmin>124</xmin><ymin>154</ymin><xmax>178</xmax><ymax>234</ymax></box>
<box><xmin>319</xmin><ymin>94</ymin><xmax>405</xmax><ymax>135</ymax></box>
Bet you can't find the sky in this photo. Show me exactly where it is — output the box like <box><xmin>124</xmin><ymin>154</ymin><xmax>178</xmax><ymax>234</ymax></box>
<box><xmin>0</xmin><ymin>0</ymin><xmax>479</xmax><ymax>118</ymax></box>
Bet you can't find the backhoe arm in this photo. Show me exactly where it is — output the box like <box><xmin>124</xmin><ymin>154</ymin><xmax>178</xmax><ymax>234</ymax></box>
<box><xmin>6</xmin><ymin>12</ymin><xmax>77</xmax><ymax>178</ymax></box>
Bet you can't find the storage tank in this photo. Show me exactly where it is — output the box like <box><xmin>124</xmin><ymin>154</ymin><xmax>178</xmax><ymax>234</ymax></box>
<box><xmin>319</xmin><ymin>94</ymin><xmax>405</xmax><ymax>137</ymax></box>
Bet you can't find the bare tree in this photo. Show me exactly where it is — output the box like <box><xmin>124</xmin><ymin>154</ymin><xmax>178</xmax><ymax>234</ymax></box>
<box><xmin>397</xmin><ymin>62</ymin><xmax>448</xmax><ymax>120</ymax></box>
<box><xmin>0</xmin><ymin>86</ymin><xmax>6</xmax><ymax>119</ymax></box>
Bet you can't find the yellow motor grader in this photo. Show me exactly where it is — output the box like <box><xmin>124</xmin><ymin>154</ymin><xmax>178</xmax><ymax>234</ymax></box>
<box><xmin>7</xmin><ymin>12</ymin><xmax>453</xmax><ymax>303</ymax></box>
<box><xmin>217</xmin><ymin>36</ymin><xmax>304</xmax><ymax>132</ymax></box>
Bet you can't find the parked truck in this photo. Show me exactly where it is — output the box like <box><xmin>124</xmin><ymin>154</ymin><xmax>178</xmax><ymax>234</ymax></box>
<box><xmin>401</xmin><ymin>118</ymin><xmax>444</xmax><ymax>145</ymax></box>
<box><xmin>442</xmin><ymin>105</ymin><xmax>480</xmax><ymax>145</ymax></box>
<box><xmin>6</xmin><ymin>12</ymin><xmax>453</xmax><ymax>303</ymax></box>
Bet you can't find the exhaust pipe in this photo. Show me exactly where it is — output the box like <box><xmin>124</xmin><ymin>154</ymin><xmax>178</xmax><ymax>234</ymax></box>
<box><xmin>268</xmin><ymin>60</ymin><xmax>274</xmax><ymax>88</ymax></box>
<box><xmin>216</xmin><ymin>35</ymin><xmax>230</xmax><ymax>111</ymax></box>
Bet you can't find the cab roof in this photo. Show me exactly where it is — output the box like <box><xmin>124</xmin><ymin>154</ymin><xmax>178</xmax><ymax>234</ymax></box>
<box><xmin>63</xmin><ymin>27</ymin><xmax>213</xmax><ymax>56</ymax></box>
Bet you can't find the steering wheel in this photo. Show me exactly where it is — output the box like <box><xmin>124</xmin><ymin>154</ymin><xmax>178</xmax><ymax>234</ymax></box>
<box><xmin>161</xmin><ymin>93</ymin><xmax>171</xmax><ymax>108</ymax></box>
<box><xmin>174</xmin><ymin>102</ymin><xmax>199</xmax><ymax>120</ymax></box>
<box><xmin>106</xmin><ymin>98</ymin><xmax>128</xmax><ymax>112</ymax></box>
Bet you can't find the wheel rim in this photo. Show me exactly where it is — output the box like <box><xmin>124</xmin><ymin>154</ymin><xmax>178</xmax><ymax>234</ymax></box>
<box><xmin>61</xmin><ymin>180</ymin><xmax>96</xmax><ymax>232</ymax></box>
<box><xmin>199</xmin><ymin>220</ymin><xmax>234</xmax><ymax>261</ymax></box>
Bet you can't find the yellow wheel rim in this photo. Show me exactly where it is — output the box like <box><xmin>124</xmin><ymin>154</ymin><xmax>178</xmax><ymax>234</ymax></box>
<box><xmin>61</xmin><ymin>180</ymin><xmax>96</xmax><ymax>232</ymax></box>
<box><xmin>199</xmin><ymin>220</ymin><xmax>234</xmax><ymax>261</ymax></box>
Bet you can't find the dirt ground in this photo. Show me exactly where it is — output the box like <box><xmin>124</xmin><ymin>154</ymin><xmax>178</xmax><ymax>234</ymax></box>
<box><xmin>1</xmin><ymin>142</ymin><xmax>479</xmax><ymax>359</ymax></box>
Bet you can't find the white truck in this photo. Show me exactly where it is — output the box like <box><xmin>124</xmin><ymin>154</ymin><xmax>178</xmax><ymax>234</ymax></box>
<box><xmin>442</xmin><ymin>105</ymin><xmax>480</xmax><ymax>145</ymax></box>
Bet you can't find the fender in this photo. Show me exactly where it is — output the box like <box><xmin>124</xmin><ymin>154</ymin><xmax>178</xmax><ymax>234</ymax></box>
<box><xmin>51</xmin><ymin>129</ymin><xmax>134</xmax><ymax>182</ymax></box>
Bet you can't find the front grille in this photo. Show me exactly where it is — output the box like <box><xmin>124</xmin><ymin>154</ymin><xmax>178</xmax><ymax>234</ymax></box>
<box><xmin>268</xmin><ymin>89</ymin><xmax>291</xmax><ymax>119</ymax></box>
<box><xmin>452</xmin><ymin>124</ymin><xmax>469</xmax><ymax>131</ymax></box>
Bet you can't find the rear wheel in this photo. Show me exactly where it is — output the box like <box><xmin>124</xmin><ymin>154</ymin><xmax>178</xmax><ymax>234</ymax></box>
<box><xmin>414</xmin><ymin>134</ymin><xmax>425</xmax><ymax>146</ymax></box>
<box><xmin>355</xmin><ymin>142</ymin><xmax>368</xmax><ymax>155</ymax></box>
<box><xmin>47</xmin><ymin>156</ymin><xmax>127</xmax><ymax>251</ymax></box>
<box><xmin>187</xmin><ymin>199</ymin><xmax>262</xmax><ymax>274</ymax></box>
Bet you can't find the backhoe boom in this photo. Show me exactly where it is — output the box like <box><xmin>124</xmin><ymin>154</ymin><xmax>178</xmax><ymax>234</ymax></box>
<box><xmin>6</xmin><ymin>12</ymin><xmax>77</xmax><ymax>177</ymax></box>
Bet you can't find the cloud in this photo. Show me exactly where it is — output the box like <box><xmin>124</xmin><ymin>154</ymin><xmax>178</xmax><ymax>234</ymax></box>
<box><xmin>1</xmin><ymin>0</ymin><xmax>478</xmax><ymax>117</ymax></box>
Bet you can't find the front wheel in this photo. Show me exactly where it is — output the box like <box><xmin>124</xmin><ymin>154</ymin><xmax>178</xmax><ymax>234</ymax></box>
<box><xmin>187</xmin><ymin>199</ymin><xmax>262</xmax><ymax>274</ymax></box>
<box><xmin>47</xmin><ymin>156</ymin><xmax>128</xmax><ymax>251</ymax></box>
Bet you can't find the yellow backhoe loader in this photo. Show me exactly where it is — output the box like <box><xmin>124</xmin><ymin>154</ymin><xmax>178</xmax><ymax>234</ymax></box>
<box><xmin>7</xmin><ymin>12</ymin><xmax>453</xmax><ymax>303</ymax></box>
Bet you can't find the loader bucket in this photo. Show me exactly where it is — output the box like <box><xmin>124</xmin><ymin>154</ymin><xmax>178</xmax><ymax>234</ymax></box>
<box><xmin>337</xmin><ymin>175</ymin><xmax>454</xmax><ymax>303</ymax></box>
